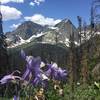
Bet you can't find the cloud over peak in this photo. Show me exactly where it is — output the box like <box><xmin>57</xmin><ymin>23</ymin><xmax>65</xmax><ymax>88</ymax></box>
<box><xmin>24</xmin><ymin>14</ymin><xmax>61</xmax><ymax>26</ymax></box>
<box><xmin>1</xmin><ymin>0</ymin><xmax>44</xmax><ymax>5</ymax></box>
<box><xmin>1</xmin><ymin>0</ymin><xmax>24</xmax><ymax>4</ymax></box>
<box><xmin>1</xmin><ymin>5</ymin><xmax>22</xmax><ymax>21</ymax></box>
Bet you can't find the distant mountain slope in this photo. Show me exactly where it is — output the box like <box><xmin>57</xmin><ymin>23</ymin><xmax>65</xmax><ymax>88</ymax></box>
<box><xmin>55</xmin><ymin>19</ymin><xmax>79</xmax><ymax>42</ymax></box>
<box><xmin>6</xmin><ymin>19</ymin><xmax>80</xmax><ymax>47</ymax></box>
<box><xmin>6</xmin><ymin>21</ymin><xmax>45</xmax><ymax>40</ymax></box>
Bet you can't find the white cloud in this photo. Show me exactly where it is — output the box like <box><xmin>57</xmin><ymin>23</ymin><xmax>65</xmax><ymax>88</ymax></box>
<box><xmin>29</xmin><ymin>0</ymin><xmax>45</xmax><ymax>6</ymax></box>
<box><xmin>29</xmin><ymin>2</ymin><xmax>35</xmax><ymax>6</ymax></box>
<box><xmin>24</xmin><ymin>14</ymin><xmax>61</xmax><ymax>26</ymax></box>
<box><xmin>1</xmin><ymin>0</ymin><xmax>24</xmax><ymax>4</ymax></box>
<box><xmin>10</xmin><ymin>23</ymin><xmax>21</xmax><ymax>29</ymax></box>
<box><xmin>1</xmin><ymin>5</ymin><xmax>22</xmax><ymax>21</ymax></box>
<box><xmin>34</xmin><ymin>0</ymin><xmax>45</xmax><ymax>5</ymax></box>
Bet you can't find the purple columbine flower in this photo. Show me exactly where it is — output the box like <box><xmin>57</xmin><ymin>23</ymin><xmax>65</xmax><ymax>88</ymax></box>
<box><xmin>45</xmin><ymin>63</ymin><xmax>58</xmax><ymax>78</ymax></box>
<box><xmin>0</xmin><ymin>71</ymin><xmax>21</xmax><ymax>84</ymax></box>
<box><xmin>22</xmin><ymin>66</ymin><xmax>32</xmax><ymax>81</ymax></box>
<box><xmin>22</xmin><ymin>56</ymin><xmax>41</xmax><ymax>81</ymax></box>
<box><xmin>21</xmin><ymin>50</ymin><xmax>49</xmax><ymax>87</ymax></box>
<box><xmin>45</xmin><ymin>62</ymin><xmax>67</xmax><ymax>81</ymax></box>
<box><xmin>55</xmin><ymin>68</ymin><xmax>67</xmax><ymax>81</ymax></box>
<box><xmin>33</xmin><ymin>72</ymin><xmax>49</xmax><ymax>88</ymax></box>
<box><xmin>21</xmin><ymin>50</ymin><xmax>34</xmax><ymax>80</ymax></box>
<box><xmin>32</xmin><ymin>58</ymin><xmax>49</xmax><ymax>87</ymax></box>
<box><xmin>45</xmin><ymin>64</ymin><xmax>53</xmax><ymax>77</ymax></box>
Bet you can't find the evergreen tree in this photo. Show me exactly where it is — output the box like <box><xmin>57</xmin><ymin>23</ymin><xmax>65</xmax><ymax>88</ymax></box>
<box><xmin>0</xmin><ymin>11</ymin><xmax>8</xmax><ymax>77</ymax></box>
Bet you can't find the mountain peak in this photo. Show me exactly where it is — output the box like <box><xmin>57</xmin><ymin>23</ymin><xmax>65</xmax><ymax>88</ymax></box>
<box><xmin>6</xmin><ymin>21</ymin><xmax>44</xmax><ymax>40</ymax></box>
<box><xmin>62</xmin><ymin>18</ymin><xmax>69</xmax><ymax>23</ymax></box>
<box><xmin>55</xmin><ymin>18</ymin><xmax>72</xmax><ymax>27</ymax></box>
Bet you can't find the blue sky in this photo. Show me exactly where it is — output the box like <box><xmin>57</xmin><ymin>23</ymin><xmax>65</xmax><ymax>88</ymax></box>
<box><xmin>0</xmin><ymin>0</ymin><xmax>93</xmax><ymax>32</ymax></box>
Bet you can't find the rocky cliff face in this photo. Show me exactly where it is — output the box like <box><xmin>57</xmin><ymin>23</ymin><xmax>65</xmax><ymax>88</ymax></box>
<box><xmin>6</xmin><ymin>21</ymin><xmax>45</xmax><ymax>40</ymax></box>
<box><xmin>55</xmin><ymin>19</ymin><xmax>79</xmax><ymax>42</ymax></box>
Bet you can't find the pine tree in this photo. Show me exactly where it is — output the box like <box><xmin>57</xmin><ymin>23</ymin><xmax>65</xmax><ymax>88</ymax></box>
<box><xmin>0</xmin><ymin>11</ymin><xmax>8</xmax><ymax>77</ymax></box>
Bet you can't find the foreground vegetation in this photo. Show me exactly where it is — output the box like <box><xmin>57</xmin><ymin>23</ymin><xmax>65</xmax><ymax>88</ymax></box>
<box><xmin>0</xmin><ymin>82</ymin><xmax>100</xmax><ymax>100</ymax></box>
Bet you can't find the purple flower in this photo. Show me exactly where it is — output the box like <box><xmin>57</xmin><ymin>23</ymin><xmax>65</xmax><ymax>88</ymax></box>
<box><xmin>33</xmin><ymin>74</ymin><xmax>41</xmax><ymax>86</ymax></box>
<box><xmin>45</xmin><ymin>64</ymin><xmax>54</xmax><ymax>77</ymax></box>
<box><xmin>0</xmin><ymin>74</ymin><xmax>14</xmax><ymax>84</ymax></box>
<box><xmin>45</xmin><ymin>63</ymin><xmax>58</xmax><ymax>78</ymax></box>
<box><xmin>22</xmin><ymin>56</ymin><xmax>41</xmax><ymax>81</ymax></box>
<box><xmin>45</xmin><ymin>63</ymin><xmax>67</xmax><ymax>81</ymax></box>
<box><xmin>55</xmin><ymin>68</ymin><xmax>67</xmax><ymax>80</ymax></box>
<box><xmin>22</xmin><ymin>67</ymin><xmax>31</xmax><ymax>80</ymax></box>
<box><xmin>32</xmin><ymin>57</ymin><xmax>42</xmax><ymax>76</ymax></box>
<box><xmin>13</xmin><ymin>95</ymin><xmax>20</xmax><ymax>100</ymax></box>
<box><xmin>0</xmin><ymin>71</ymin><xmax>21</xmax><ymax>84</ymax></box>
<box><xmin>33</xmin><ymin>73</ymin><xmax>49</xmax><ymax>88</ymax></box>
<box><xmin>21</xmin><ymin>50</ymin><xmax>49</xmax><ymax>88</ymax></box>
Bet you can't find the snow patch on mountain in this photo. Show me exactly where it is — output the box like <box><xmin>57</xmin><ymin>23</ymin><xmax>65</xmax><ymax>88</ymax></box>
<box><xmin>26</xmin><ymin>32</ymin><xmax>46</xmax><ymax>42</ymax></box>
<box><xmin>7</xmin><ymin>32</ymin><xmax>46</xmax><ymax>48</ymax></box>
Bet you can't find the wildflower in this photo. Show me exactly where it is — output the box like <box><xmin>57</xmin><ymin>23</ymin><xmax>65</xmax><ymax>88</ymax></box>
<box><xmin>33</xmin><ymin>73</ymin><xmax>49</xmax><ymax>88</ymax></box>
<box><xmin>45</xmin><ymin>62</ymin><xmax>67</xmax><ymax>81</ymax></box>
<box><xmin>21</xmin><ymin>50</ymin><xmax>40</xmax><ymax>79</ymax></box>
<box><xmin>56</xmin><ymin>68</ymin><xmax>67</xmax><ymax>81</ymax></box>
<box><xmin>22</xmin><ymin>67</ymin><xmax>32</xmax><ymax>81</ymax></box>
<box><xmin>21</xmin><ymin>50</ymin><xmax>49</xmax><ymax>88</ymax></box>
<box><xmin>0</xmin><ymin>70</ymin><xmax>21</xmax><ymax>84</ymax></box>
<box><xmin>13</xmin><ymin>95</ymin><xmax>20</xmax><ymax>100</ymax></box>
<box><xmin>45</xmin><ymin>64</ymin><xmax>52</xmax><ymax>77</ymax></box>
<box><xmin>21</xmin><ymin>50</ymin><xmax>34</xmax><ymax>80</ymax></box>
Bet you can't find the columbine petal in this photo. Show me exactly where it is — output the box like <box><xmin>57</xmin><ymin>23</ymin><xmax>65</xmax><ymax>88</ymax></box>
<box><xmin>41</xmin><ymin>73</ymin><xmax>49</xmax><ymax>80</ymax></box>
<box><xmin>0</xmin><ymin>74</ymin><xmax>21</xmax><ymax>84</ymax></box>
<box><xmin>33</xmin><ymin>73</ymin><xmax>49</xmax><ymax>88</ymax></box>
<box><xmin>0</xmin><ymin>75</ymin><xmax>13</xmax><ymax>84</ymax></box>
<box><xmin>51</xmin><ymin>63</ymin><xmax>58</xmax><ymax>69</ymax></box>
<box><xmin>40</xmin><ymin>62</ymin><xmax>45</xmax><ymax>68</ymax></box>
<box><xmin>56</xmin><ymin>68</ymin><xmax>67</xmax><ymax>80</ymax></box>
<box><xmin>33</xmin><ymin>74</ymin><xmax>41</xmax><ymax>86</ymax></box>
<box><xmin>44</xmin><ymin>63</ymin><xmax>67</xmax><ymax>81</ymax></box>
<box><xmin>22</xmin><ymin>67</ymin><xmax>31</xmax><ymax>80</ymax></box>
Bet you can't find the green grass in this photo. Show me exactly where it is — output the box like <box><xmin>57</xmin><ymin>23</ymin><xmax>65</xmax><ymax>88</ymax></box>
<box><xmin>1</xmin><ymin>83</ymin><xmax>100</xmax><ymax>100</ymax></box>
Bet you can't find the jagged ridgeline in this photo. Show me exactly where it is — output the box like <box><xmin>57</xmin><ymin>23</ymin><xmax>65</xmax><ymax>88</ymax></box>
<box><xmin>5</xmin><ymin>19</ymin><xmax>79</xmax><ymax>45</ymax></box>
<box><xmin>6</xmin><ymin>21</ymin><xmax>45</xmax><ymax>40</ymax></box>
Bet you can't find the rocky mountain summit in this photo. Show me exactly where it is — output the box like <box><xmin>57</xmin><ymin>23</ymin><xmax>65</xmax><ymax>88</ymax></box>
<box><xmin>6</xmin><ymin>19</ymin><xmax>79</xmax><ymax>47</ymax></box>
